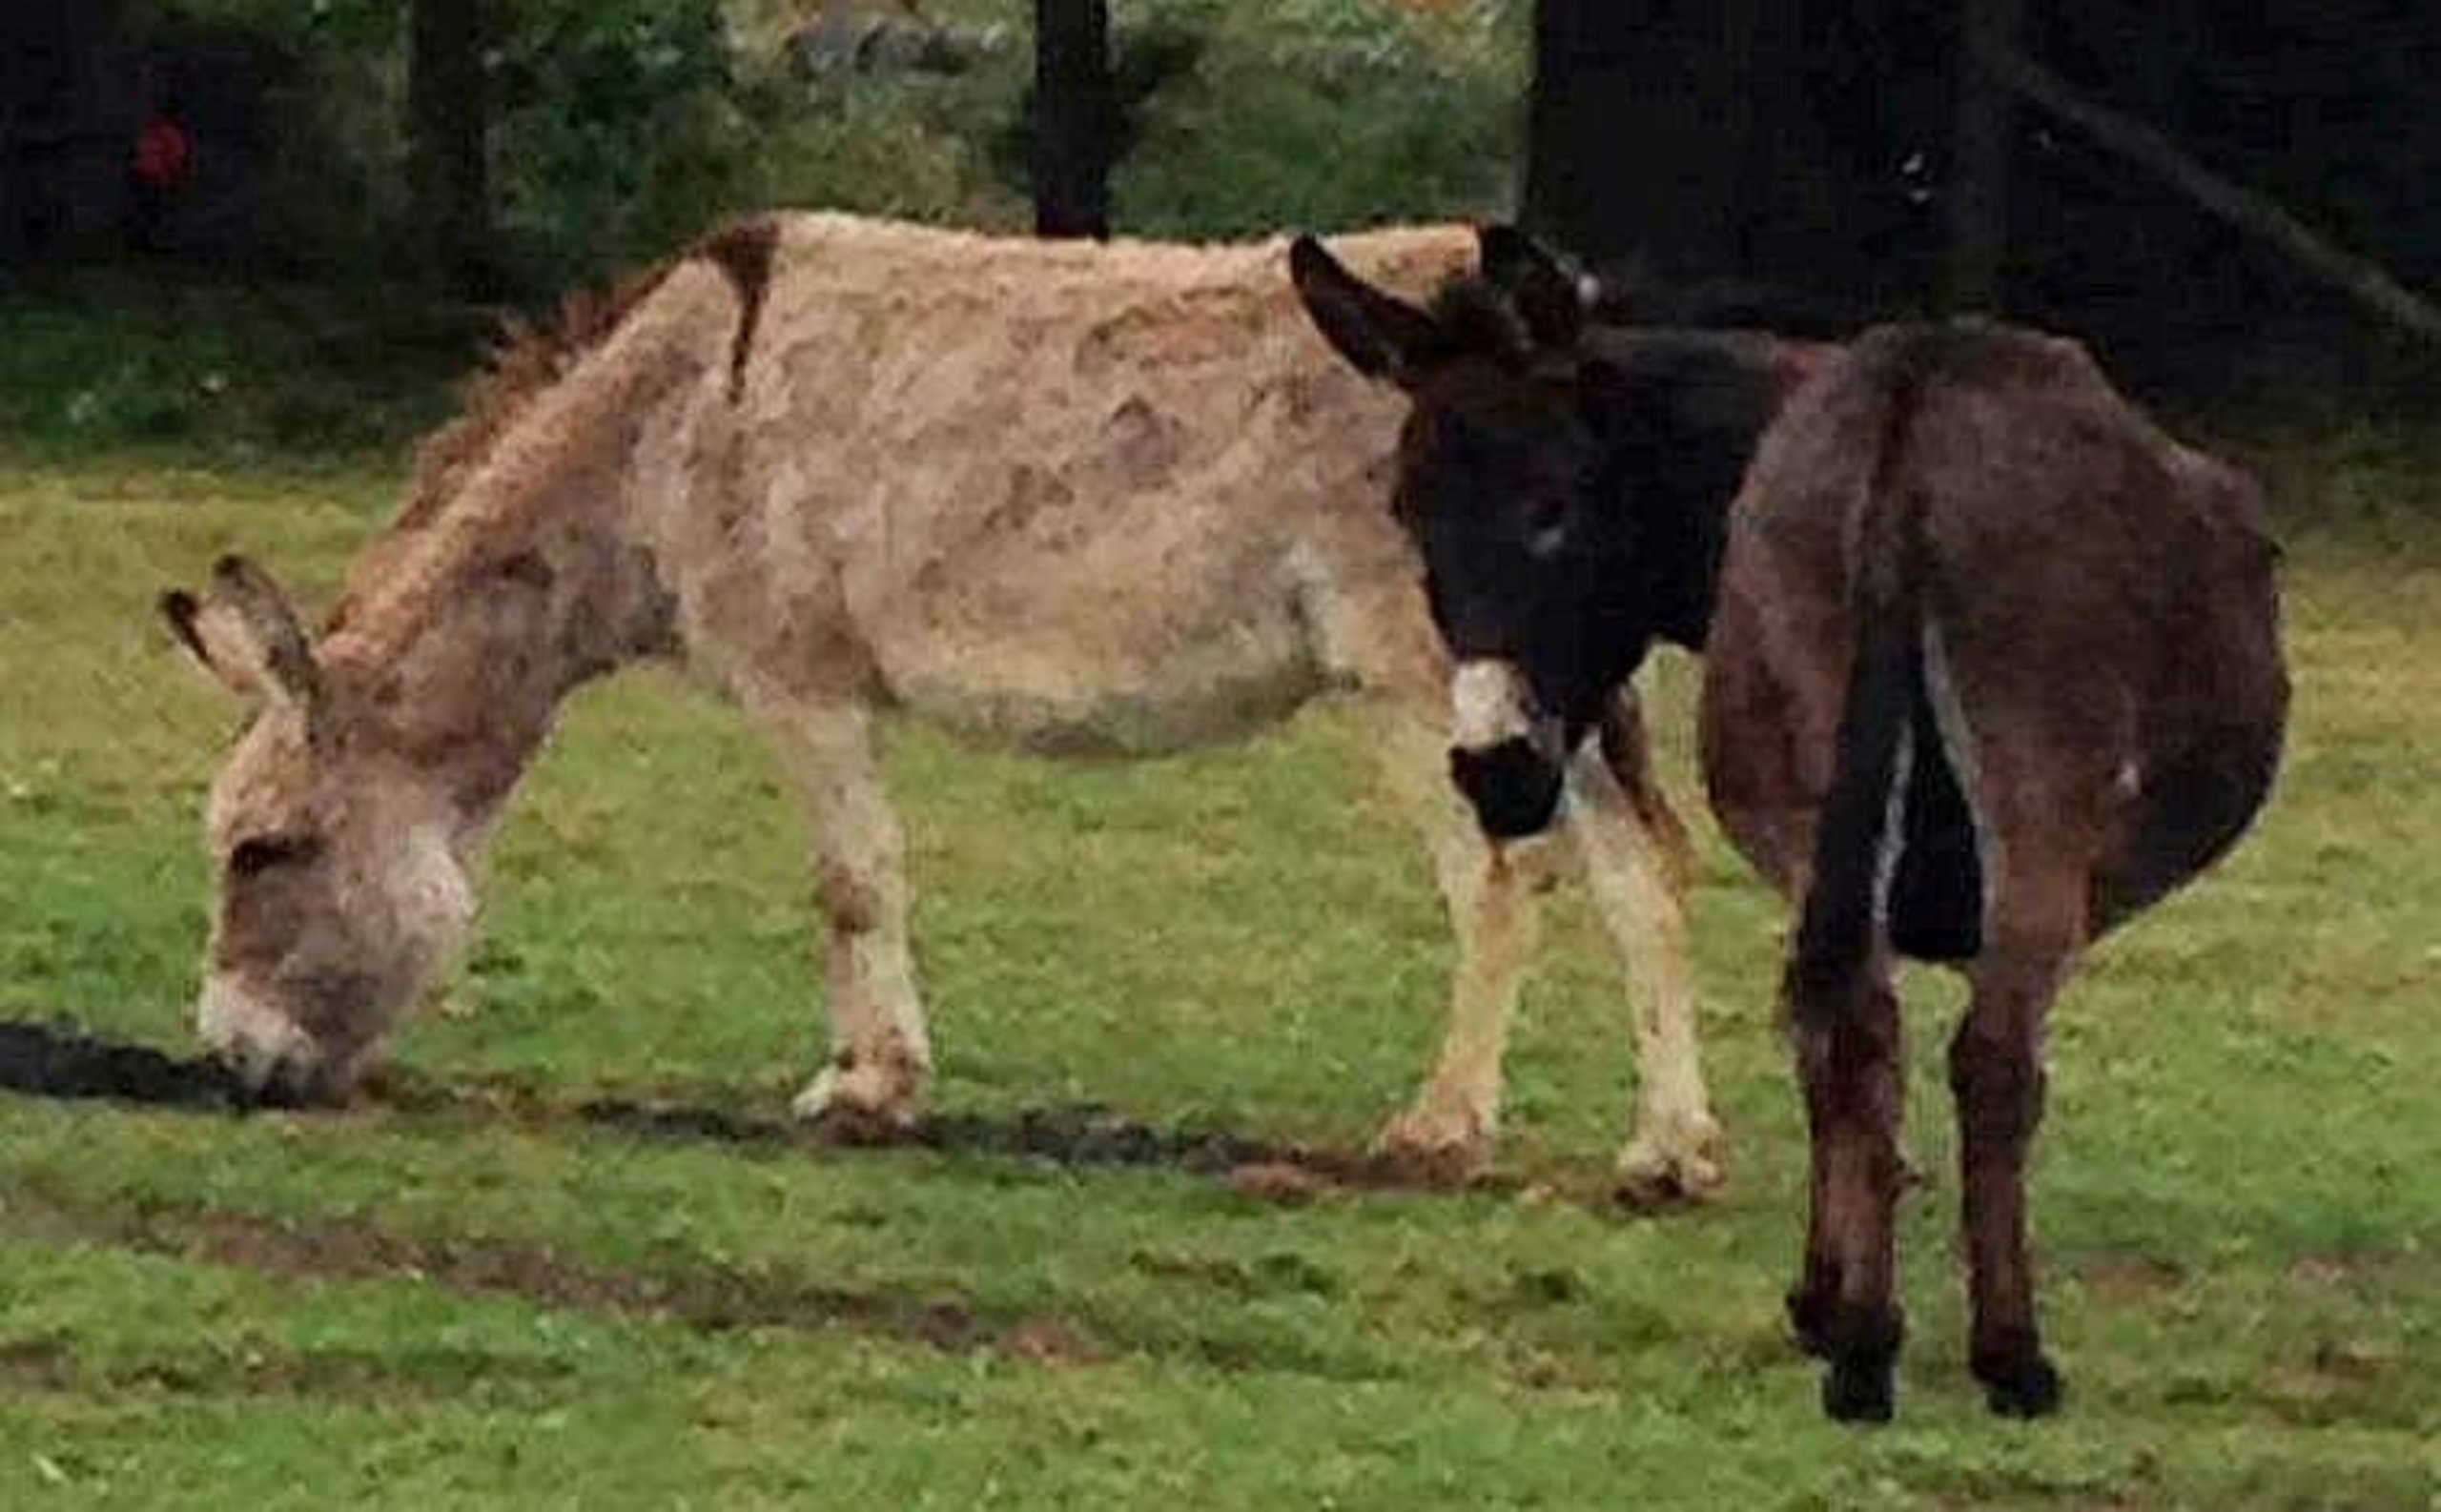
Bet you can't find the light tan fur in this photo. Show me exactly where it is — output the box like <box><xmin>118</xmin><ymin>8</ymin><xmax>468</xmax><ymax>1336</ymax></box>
<box><xmin>167</xmin><ymin>214</ymin><xmax>1719</xmax><ymax>1190</ymax></box>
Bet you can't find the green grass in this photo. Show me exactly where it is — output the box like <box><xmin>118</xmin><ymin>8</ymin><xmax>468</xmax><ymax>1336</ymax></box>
<box><xmin>0</xmin><ymin>441</ymin><xmax>2434</xmax><ymax>1508</ymax></box>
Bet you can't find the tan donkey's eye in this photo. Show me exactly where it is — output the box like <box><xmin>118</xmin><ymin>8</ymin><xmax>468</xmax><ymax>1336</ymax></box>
<box><xmin>227</xmin><ymin>833</ymin><xmax>322</xmax><ymax>878</ymax></box>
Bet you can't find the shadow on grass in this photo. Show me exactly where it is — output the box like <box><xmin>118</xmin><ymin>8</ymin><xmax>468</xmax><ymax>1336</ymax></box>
<box><xmin>0</xmin><ymin>1018</ymin><xmax>256</xmax><ymax>1109</ymax></box>
<box><xmin>0</xmin><ymin>1016</ymin><xmax>1469</xmax><ymax>1198</ymax></box>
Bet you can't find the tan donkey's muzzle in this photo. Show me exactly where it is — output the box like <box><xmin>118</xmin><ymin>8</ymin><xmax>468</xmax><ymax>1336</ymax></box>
<box><xmin>195</xmin><ymin>976</ymin><xmax>353</xmax><ymax>1105</ymax></box>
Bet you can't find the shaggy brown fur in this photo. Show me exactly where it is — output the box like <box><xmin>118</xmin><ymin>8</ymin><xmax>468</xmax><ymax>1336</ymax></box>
<box><xmin>1698</xmin><ymin>326</ymin><xmax>2286</xmax><ymax>1423</ymax></box>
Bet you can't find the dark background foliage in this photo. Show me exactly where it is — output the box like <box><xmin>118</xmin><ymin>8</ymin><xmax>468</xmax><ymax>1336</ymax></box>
<box><xmin>1</xmin><ymin>0</ymin><xmax>2431</xmax><ymax>456</ymax></box>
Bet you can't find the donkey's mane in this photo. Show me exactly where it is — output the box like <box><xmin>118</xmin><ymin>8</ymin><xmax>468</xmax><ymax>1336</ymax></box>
<box><xmin>327</xmin><ymin>219</ymin><xmax>780</xmax><ymax>638</ymax></box>
<box><xmin>398</xmin><ymin>217</ymin><xmax>782</xmax><ymax>540</ymax></box>
<box><xmin>399</xmin><ymin>271</ymin><xmax>675</xmax><ymax>538</ymax></box>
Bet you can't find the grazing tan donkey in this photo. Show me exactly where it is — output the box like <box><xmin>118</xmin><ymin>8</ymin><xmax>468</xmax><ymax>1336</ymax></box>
<box><xmin>1293</xmin><ymin>228</ymin><xmax>2287</xmax><ymax>1420</ymax></box>
<box><xmin>158</xmin><ymin>214</ymin><xmax>1725</xmax><ymax>1200</ymax></box>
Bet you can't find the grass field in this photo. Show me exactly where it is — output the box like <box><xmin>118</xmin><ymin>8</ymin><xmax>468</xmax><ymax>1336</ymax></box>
<box><xmin>0</xmin><ymin>439</ymin><xmax>2433</xmax><ymax>1507</ymax></box>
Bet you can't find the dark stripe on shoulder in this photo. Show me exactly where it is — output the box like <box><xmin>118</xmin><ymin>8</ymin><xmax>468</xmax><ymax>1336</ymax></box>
<box><xmin>692</xmin><ymin>216</ymin><xmax>782</xmax><ymax>401</ymax></box>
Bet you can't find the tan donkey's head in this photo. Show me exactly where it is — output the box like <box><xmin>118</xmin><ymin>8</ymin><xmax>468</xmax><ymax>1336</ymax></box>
<box><xmin>161</xmin><ymin>557</ymin><xmax>478</xmax><ymax>1101</ymax></box>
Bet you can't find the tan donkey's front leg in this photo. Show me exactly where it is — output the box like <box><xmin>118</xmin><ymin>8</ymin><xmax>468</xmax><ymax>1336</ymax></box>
<box><xmin>1364</xmin><ymin>697</ymin><xmax>1543</xmax><ymax>1185</ymax></box>
<box><xmin>1564</xmin><ymin>723</ymin><xmax>1725</xmax><ymax>1206</ymax></box>
<box><xmin>756</xmin><ymin>695</ymin><xmax>933</xmax><ymax>1132</ymax></box>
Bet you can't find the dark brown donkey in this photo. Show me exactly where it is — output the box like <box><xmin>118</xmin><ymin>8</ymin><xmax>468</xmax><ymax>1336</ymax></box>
<box><xmin>1292</xmin><ymin>228</ymin><xmax>2288</xmax><ymax>1422</ymax></box>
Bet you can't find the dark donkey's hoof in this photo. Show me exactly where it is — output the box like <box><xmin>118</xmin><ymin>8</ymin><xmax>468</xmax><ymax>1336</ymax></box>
<box><xmin>1785</xmin><ymin>1284</ymin><xmax>1836</xmax><ymax>1359</ymax></box>
<box><xmin>1974</xmin><ymin>1342</ymin><xmax>2064</xmax><ymax>1419</ymax></box>
<box><xmin>1815</xmin><ymin>1306</ymin><xmax>1903</xmax><ymax>1424</ymax></box>
<box><xmin>1821</xmin><ymin>1357</ymin><xmax>1897</xmax><ymax>1423</ymax></box>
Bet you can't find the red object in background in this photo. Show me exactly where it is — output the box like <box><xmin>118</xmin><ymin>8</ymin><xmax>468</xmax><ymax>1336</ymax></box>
<box><xmin>133</xmin><ymin>115</ymin><xmax>194</xmax><ymax>191</ymax></box>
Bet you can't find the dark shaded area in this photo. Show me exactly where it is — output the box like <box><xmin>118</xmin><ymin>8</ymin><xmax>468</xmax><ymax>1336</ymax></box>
<box><xmin>408</xmin><ymin>0</ymin><xmax>492</xmax><ymax>290</ymax></box>
<box><xmin>1524</xmin><ymin>0</ymin><xmax>2441</xmax><ymax>408</ymax></box>
<box><xmin>2009</xmin><ymin>0</ymin><xmax>2441</xmax><ymax>400</ymax></box>
<box><xmin>1887</xmin><ymin>675</ymin><xmax>1985</xmax><ymax>963</ymax></box>
<box><xmin>580</xmin><ymin>1094</ymin><xmax>1397</xmax><ymax>1191</ymax></box>
<box><xmin>1031</xmin><ymin>0</ymin><xmax>1110</xmax><ymax>237</ymax></box>
<box><xmin>0</xmin><ymin>1017</ymin><xmax>1468</xmax><ymax>1197</ymax></box>
<box><xmin>1</xmin><ymin>0</ymin><xmax>286</xmax><ymax>266</ymax></box>
<box><xmin>0</xmin><ymin>1018</ymin><xmax>256</xmax><ymax>1109</ymax></box>
<box><xmin>1525</xmin><ymin>1</ymin><xmax>1959</xmax><ymax>318</ymax></box>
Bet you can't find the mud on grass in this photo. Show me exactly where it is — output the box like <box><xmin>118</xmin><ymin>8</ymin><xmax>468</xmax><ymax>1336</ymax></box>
<box><xmin>0</xmin><ymin>1332</ymin><xmax>580</xmax><ymax>1408</ymax></box>
<box><xmin>6</xmin><ymin>1179</ymin><xmax>1102</xmax><ymax>1366</ymax></box>
<box><xmin>0</xmin><ymin>1015</ymin><xmax>1519</xmax><ymax>1200</ymax></box>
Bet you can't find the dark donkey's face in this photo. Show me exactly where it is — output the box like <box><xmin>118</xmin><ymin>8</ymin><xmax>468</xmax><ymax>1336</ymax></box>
<box><xmin>1293</xmin><ymin>228</ymin><xmax>1657</xmax><ymax>840</ymax></box>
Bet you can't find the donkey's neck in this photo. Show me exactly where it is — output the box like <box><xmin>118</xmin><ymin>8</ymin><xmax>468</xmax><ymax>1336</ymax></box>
<box><xmin>319</xmin><ymin>471</ymin><xmax>676</xmax><ymax>830</ymax></box>
<box><xmin>309</xmin><ymin>247</ymin><xmax>749</xmax><ymax>837</ymax></box>
<box><xmin>1592</xmin><ymin>327</ymin><xmax>1828</xmax><ymax>649</ymax></box>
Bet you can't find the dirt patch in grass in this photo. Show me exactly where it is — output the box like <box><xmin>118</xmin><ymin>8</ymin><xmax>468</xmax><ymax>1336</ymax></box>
<box><xmin>2062</xmin><ymin>1249</ymin><xmax>2190</xmax><ymax>1299</ymax></box>
<box><xmin>9</xmin><ymin>1190</ymin><xmax>1106</xmax><ymax>1366</ymax></box>
<box><xmin>0</xmin><ymin>1333</ymin><xmax>575</xmax><ymax>1405</ymax></box>
<box><xmin>0</xmin><ymin>1015</ymin><xmax>1521</xmax><ymax>1202</ymax></box>
<box><xmin>2285</xmin><ymin>1249</ymin><xmax>2437</xmax><ymax>1297</ymax></box>
<box><xmin>581</xmin><ymin>1093</ymin><xmax>1467</xmax><ymax>1197</ymax></box>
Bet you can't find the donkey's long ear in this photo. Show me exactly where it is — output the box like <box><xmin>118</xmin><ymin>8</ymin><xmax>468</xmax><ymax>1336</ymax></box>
<box><xmin>161</xmin><ymin>555</ymin><xmax>323</xmax><ymax>716</ymax></box>
<box><xmin>1476</xmin><ymin>224</ymin><xmax>1593</xmax><ymax>350</ymax></box>
<box><xmin>1289</xmin><ymin>234</ymin><xmax>1444</xmax><ymax>385</ymax></box>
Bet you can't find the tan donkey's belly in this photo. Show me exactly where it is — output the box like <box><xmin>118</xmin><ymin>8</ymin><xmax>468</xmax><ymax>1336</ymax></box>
<box><xmin>871</xmin><ymin>561</ymin><xmax>1333</xmax><ymax>756</ymax></box>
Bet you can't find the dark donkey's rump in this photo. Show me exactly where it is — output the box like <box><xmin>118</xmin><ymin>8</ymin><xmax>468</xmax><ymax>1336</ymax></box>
<box><xmin>1725</xmin><ymin>322</ymin><xmax>2287</xmax><ymax>1420</ymax></box>
<box><xmin>1769</xmin><ymin>323</ymin><xmax>2287</xmax><ymax>991</ymax></box>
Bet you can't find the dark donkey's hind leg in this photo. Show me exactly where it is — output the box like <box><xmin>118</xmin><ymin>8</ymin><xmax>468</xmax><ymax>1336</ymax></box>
<box><xmin>1778</xmin><ymin>521</ymin><xmax>1925</xmax><ymax>1421</ymax></box>
<box><xmin>1950</xmin><ymin>849</ymin><xmax>2084</xmax><ymax>1418</ymax></box>
<box><xmin>1788</xmin><ymin>968</ymin><xmax>1908</xmax><ymax>1421</ymax></box>
<box><xmin>1787</xmin><ymin>971</ymin><xmax>1902</xmax><ymax>1358</ymax></box>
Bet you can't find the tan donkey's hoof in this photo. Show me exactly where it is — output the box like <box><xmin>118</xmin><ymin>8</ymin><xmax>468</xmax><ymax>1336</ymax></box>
<box><xmin>790</xmin><ymin>1063</ymin><xmax>922</xmax><ymax>1143</ymax></box>
<box><xmin>1612</xmin><ymin>1119</ymin><xmax>1728</xmax><ymax>1211</ymax></box>
<box><xmin>1369</xmin><ymin>1106</ymin><xmax>1495</xmax><ymax>1189</ymax></box>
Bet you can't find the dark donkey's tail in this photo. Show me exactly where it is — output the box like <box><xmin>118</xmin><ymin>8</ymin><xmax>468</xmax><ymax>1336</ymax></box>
<box><xmin>1782</xmin><ymin>346</ymin><xmax>1940</xmax><ymax>1024</ymax></box>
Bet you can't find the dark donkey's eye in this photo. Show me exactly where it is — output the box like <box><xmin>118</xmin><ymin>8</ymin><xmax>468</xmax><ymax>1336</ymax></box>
<box><xmin>1521</xmin><ymin>490</ymin><xmax>1574</xmax><ymax>553</ymax></box>
<box><xmin>229</xmin><ymin>833</ymin><xmax>322</xmax><ymax>878</ymax></box>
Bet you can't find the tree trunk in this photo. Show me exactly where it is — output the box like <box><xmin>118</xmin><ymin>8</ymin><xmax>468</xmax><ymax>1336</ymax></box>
<box><xmin>1525</xmin><ymin>0</ymin><xmax>1721</xmax><ymax>271</ymax></box>
<box><xmin>1032</xmin><ymin>0</ymin><xmax>1109</xmax><ymax>239</ymax></box>
<box><xmin>1945</xmin><ymin>0</ymin><xmax>2023</xmax><ymax>311</ymax></box>
<box><xmin>2</xmin><ymin>0</ymin><xmax>106</xmax><ymax>263</ymax></box>
<box><xmin>408</xmin><ymin>0</ymin><xmax>489</xmax><ymax>288</ymax></box>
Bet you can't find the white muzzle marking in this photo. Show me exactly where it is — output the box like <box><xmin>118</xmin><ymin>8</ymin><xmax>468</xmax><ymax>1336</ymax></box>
<box><xmin>196</xmin><ymin>976</ymin><xmax>319</xmax><ymax>1090</ymax></box>
<box><xmin>1450</xmin><ymin>659</ymin><xmax>1534</xmax><ymax>752</ymax></box>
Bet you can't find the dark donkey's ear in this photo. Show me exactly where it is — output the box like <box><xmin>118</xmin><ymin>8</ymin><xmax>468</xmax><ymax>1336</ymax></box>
<box><xmin>1289</xmin><ymin>234</ymin><xmax>1445</xmax><ymax>386</ymax></box>
<box><xmin>161</xmin><ymin>554</ymin><xmax>324</xmax><ymax>720</ymax></box>
<box><xmin>1476</xmin><ymin>223</ymin><xmax>1592</xmax><ymax>350</ymax></box>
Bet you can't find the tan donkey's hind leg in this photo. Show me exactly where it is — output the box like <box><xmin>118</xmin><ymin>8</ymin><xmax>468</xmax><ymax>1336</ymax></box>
<box><xmin>755</xmin><ymin>695</ymin><xmax>933</xmax><ymax>1133</ymax></box>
